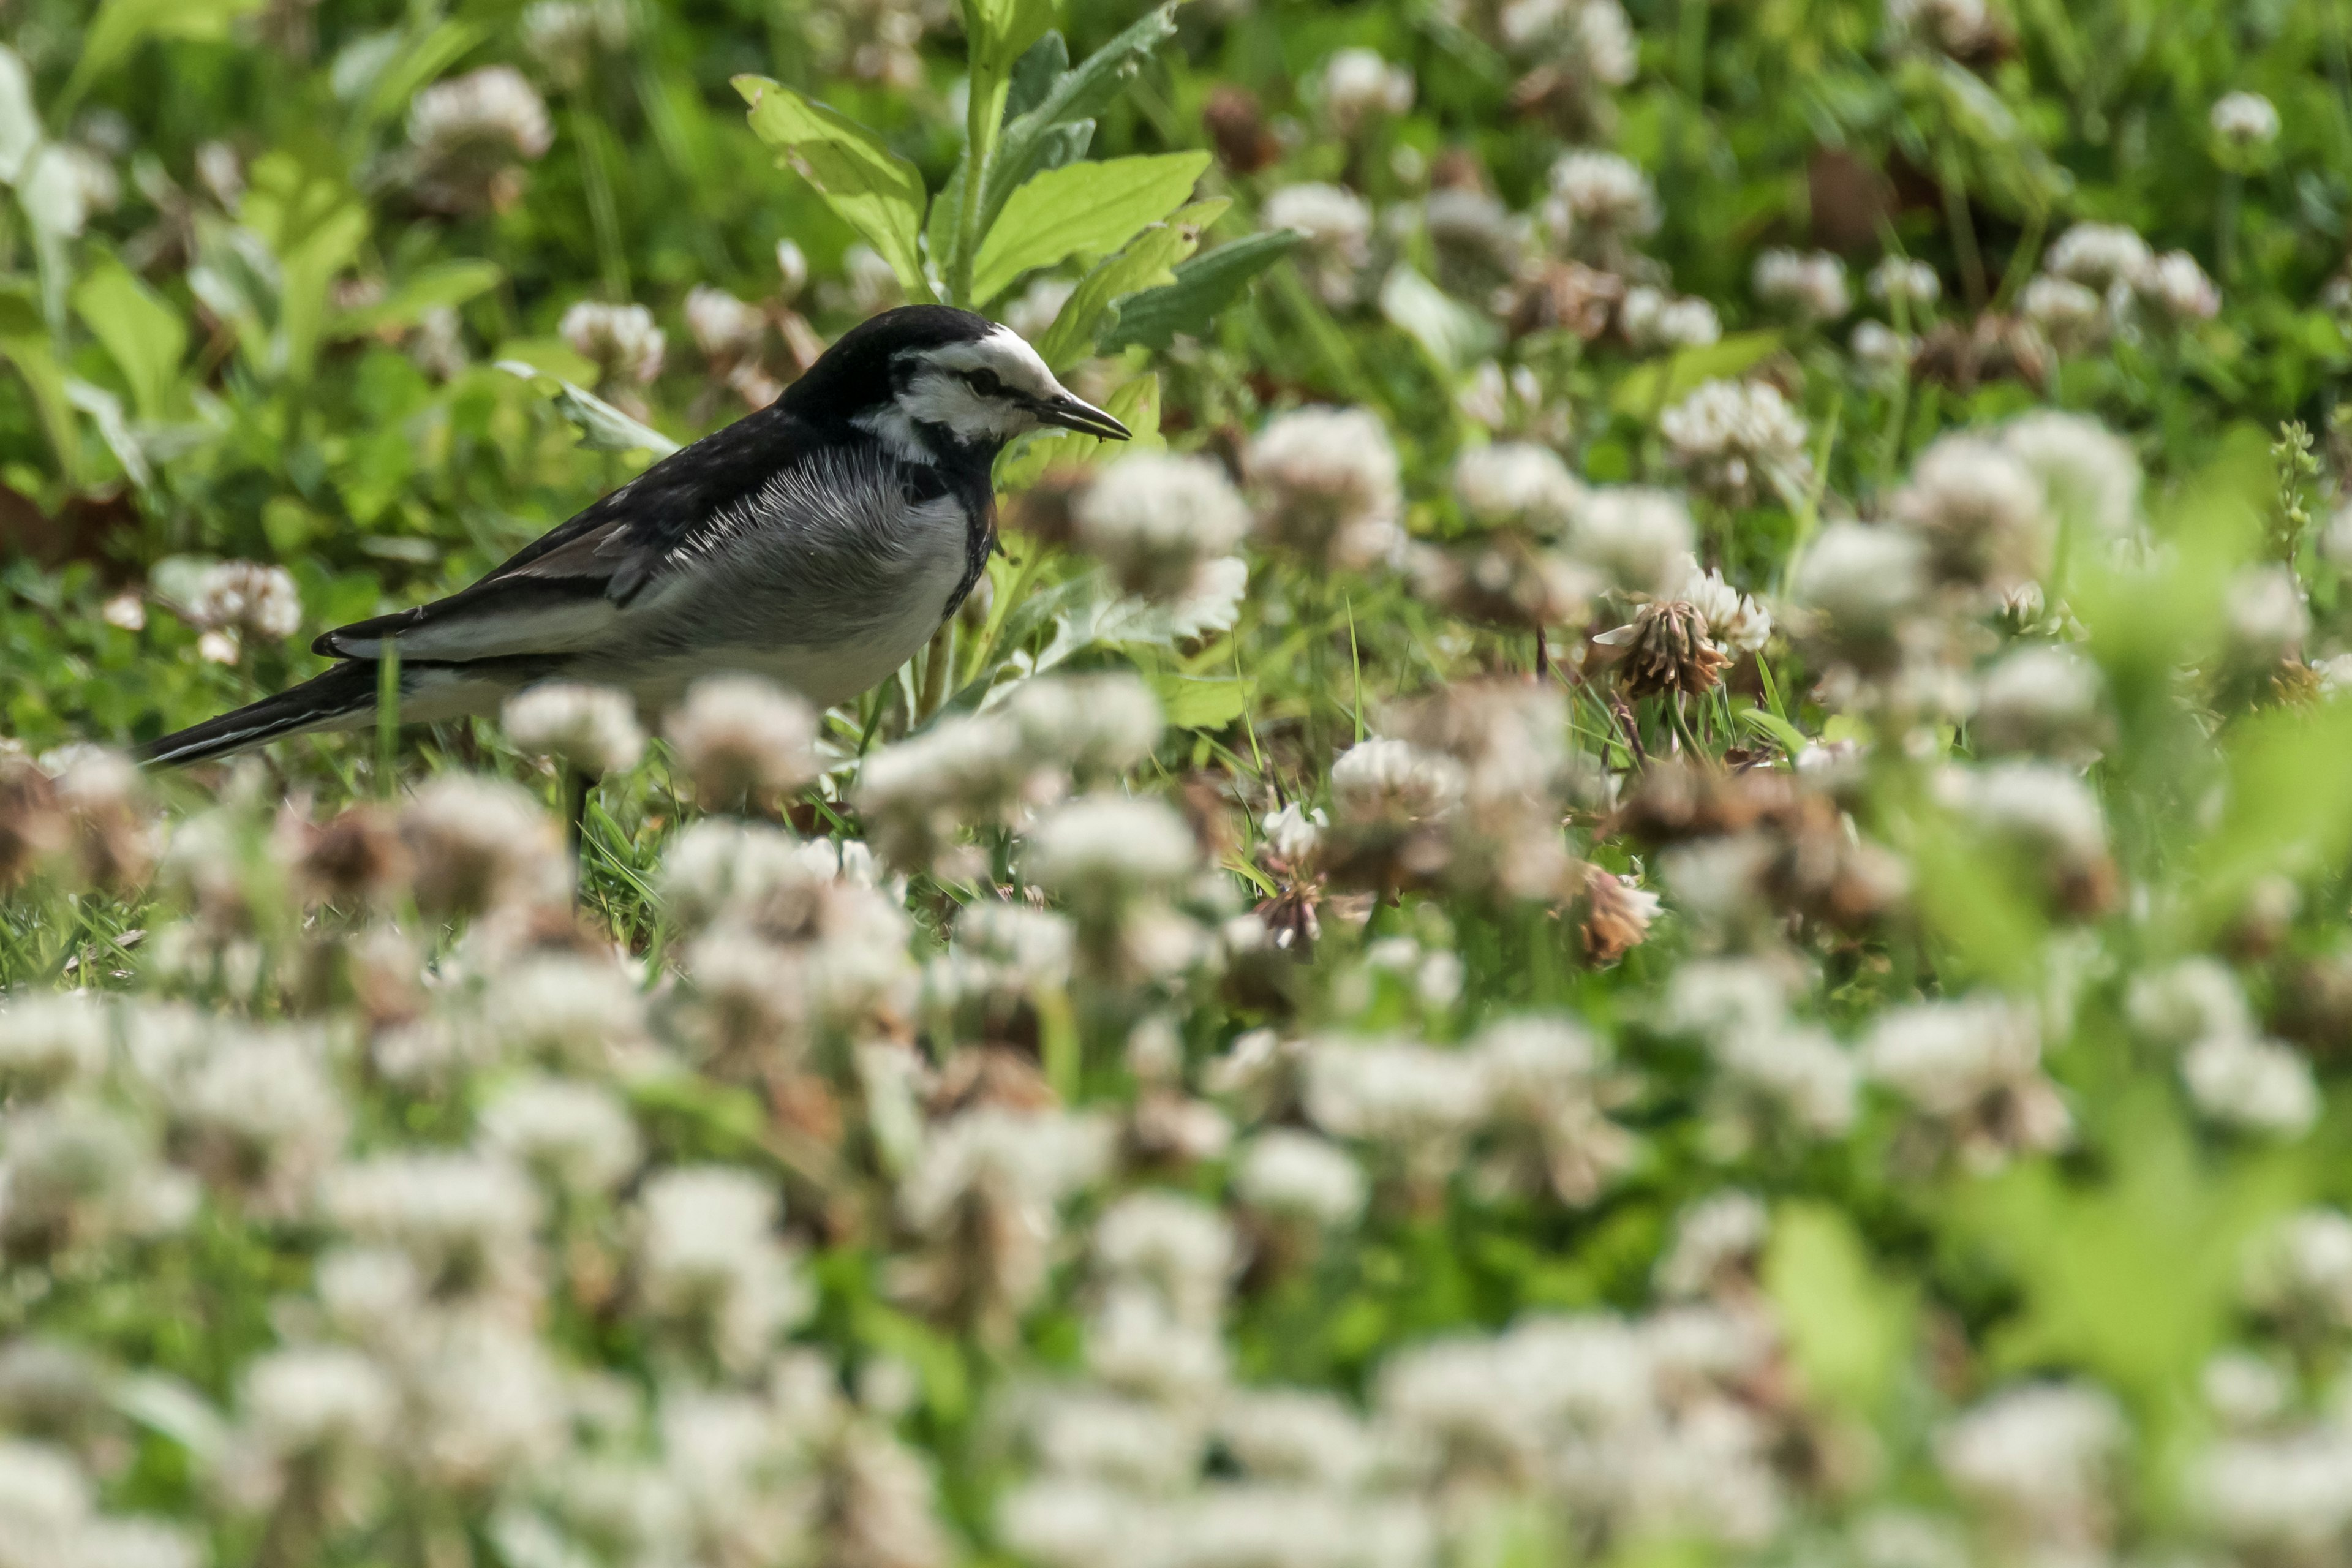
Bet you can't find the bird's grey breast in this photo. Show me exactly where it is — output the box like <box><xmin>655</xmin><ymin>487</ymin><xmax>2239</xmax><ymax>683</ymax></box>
<box><xmin>639</xmin><ymin>443</ymin><xmax>971</xmax><ymax>655</ymax></box>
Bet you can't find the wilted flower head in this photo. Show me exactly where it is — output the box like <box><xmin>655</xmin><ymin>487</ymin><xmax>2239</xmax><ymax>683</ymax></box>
<box><xmin>560</xmin><ymin>301</ymin><xmax>666</xmax><ymax>387</ymax></box>
<box><xmin>663</xmin><ymin>676</ymin><xmax>821</xmax><ymax>811</ymax></box>
<box><xmin>1248</xmin><ymin>406</ymin><xmax>1405</xmax><ymax>572</ymax></box>
<box><xmin>503</xmin><ymin>682</ymin><xmax>644</xmax><ymax>777</ymax></box>
<box><xmin>1073</xmin><ymin>453</ymin><xmax>1251</xmax><ymax>603</ymax></box>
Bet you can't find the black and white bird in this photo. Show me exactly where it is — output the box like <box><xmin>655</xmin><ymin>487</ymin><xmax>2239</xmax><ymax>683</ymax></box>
<box><xmin>140</xmin><ymin>305</ymin><xmax>1128</xmax><ymax>765</ymax></box>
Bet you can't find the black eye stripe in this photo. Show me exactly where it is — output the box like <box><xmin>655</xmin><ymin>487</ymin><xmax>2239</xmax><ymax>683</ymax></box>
<box><xmin>965</xmin><ymin>368</ymin><xmax>1003</xmax><ymax>397</ymax></box>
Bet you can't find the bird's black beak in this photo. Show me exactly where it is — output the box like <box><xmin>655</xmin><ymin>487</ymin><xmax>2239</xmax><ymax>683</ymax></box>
<box><xmin>1036</xmin><ymin>393</ymin><xmax>1131</xmax><ymax>441</ymax></box>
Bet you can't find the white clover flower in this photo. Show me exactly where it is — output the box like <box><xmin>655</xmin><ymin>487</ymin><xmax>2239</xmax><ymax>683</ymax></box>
<box><xmin>635</xmin><ymin>1166</ymin><xmax>812</xmax><ymax>1373</ymax></box>
<box><xmin>1849</xmin><ymin>320</ymin><xmax>1914</xmax><ymax>374</ymax></box>
<box><xmin>168</xmin><ymin>1027</ymin><xmax>348</xmax><ymax>1214</ymax></box>
<box><xmin>1660</xmin><ymin>957</ymin><xmax>1798</xmax><ymax>1039</ymax></box>
<box><xmin>0</xmin><ymin>1436</ymin><xmax>92</xmax><ymax>1539</ymax></box>
<box><xmin>322</xmin><ymin>1153</ymin><xmax>541</xmax><ymax>1308</ymax></box>
<box><xmin>1656</xmin><ymin>1191</ymin><xmax>1770</xmax><ymax>1298</ymax></box>
<box><xmin>896</xmin><ymin>1107</ymin><xmax>1113</xmax><ymax>1239</ymax></box>
<box><xmin>239</xmin><ymin>1346</ymin><xmax>398</xmax><ymax>1460</ymax></box>
<box><xmin>2193</xmin><ymin>1423</ymin><xmax>2352</xmax><ymax>1557</ymax></box>
<box><xmin>2210</xmin><ymin>91</ymin><xmax>2282</xmax><ymax>151</ymax></box>
<box><xmin>400</xmin><ymin>774</ymin><xmax>566</xmax><ymax>916</ymax></box>
<box><xmin>1936</xmin><ymin>1382</ymin><xmax>2125</xmax><ymax>1537</ymax></box>
<box><xmin>1752</xmin><ymin>248</ymin><xmax>1850</xmax><ymax>322</ymax></box>
<box><xmin>1092</xmin><ymin>1188</ymin><xmax>1235</xmax><ymax>1325</ymax></box>
<box><xmin>663</xmin><ymin>674</ymin><xmax>821</xmax><ymax>807</ymax></box>
<box><xmin>1863</xmin><ymin>994</ymin><xmax>2071</xmax><ymax>1165</ymax></box>
<box><xmin>1452</xmin><ymin>442</ymin><xmax>1585</xmax><ymax>535</ymax></box>
<box><xmin>2199</xmin><ymin>1349</ymin><xmax>2290</xmax><ymax>1430</ymax></box>
<box><xmin>1302</xmin><ymin>1037</ymin><xmax>1490</xmax><ymax>1163</ymax></box>
<box><xmin>401</xmin><ymin>1317</ymin><xmax>568</xmax><ymax>1491</ymax></box>
<box><xmin>1248</xmin><ymin>406</ymin><xmax>1405</xmax><ymax>572</ymax></box>
<box><xmin>1547</xmin><ymin>149</ymin><xmax>1659</xmax><ymax>235</ymax></box>
<box><xmin>1887</xmin><ymin>0</ymin><xmax>1995</xmax><ymax>54</ymax></box>
<box><xmin>1003</xmin><ymin>673</ymin><xmax>1165</xmax><ymax>776</ymax></box>
<box><xmin>1618</xmin><ymin>286</ymin><xmax>1721</xmax><ymax>350</ymax></box>
<box><xmin>1330</xmin><ymin>738</ymin><xmax>1465</xmax><ymax>826</ymax></box>
<box><xmin>2183</xmin><ymin>1033</ymin><xmax>2318</xmax><ymax>1137</ymax></box>
<box><xmin>1567</xmin><ymin>486</ymin><xmax>1697</xmax><ymax>597</ymax></box>
<box><xmin>0</xmin><ymin>1100</ymin><xmax>196</xmax><ymax>1259</ymax></box>
<box><xmin>684</xmin><ymin>284</ymin><xmax>767</xmax><ymax>361</ymax></box>
<box><xmin>189</xmin><ymin>562</ymin><xmax>302</xmax><ymax>644</ymax></box>
<box><xmin>2126</xmin><ymin>957</ymin><xmax>2255</xmax><ymax>1050</ymax></box>
<box><xmin>1073</xmin><ymin>453</ymin><xmax>1251</xmax><ymax>603</ymax></box>
<box><xmin>1263</xmin><ymin>184</ymin><xmax>1374</xmax><ymax>306</ymax></box>
<box><xmin>1867</xmin><ymin>257</ymin><xmax>1942</xmax><ymax>310</ymax></box>
<box><xmin>1711</xmin><ymin>1022</ymin><xmax>1861</xmax><ymax>1141</ymax></box>
<box><xmin>2019</xmin><ymin>275</ymin><xmax>2108</xmax><ymax>349</ymax></box>
<box><xmin>409</xmin><ymin>66</ymin><xmax>555</xmax><ymax>162</ymax></box>
<box><xmin>1658</xmin><ymin>380</ymin><xmax>1811</xmax><ymax>507</ymax></box>
<box><xmin>521</xmin><ymin>0</ymin><xmax>632</xmax><ymax>89</ymax></box>
<box><xmin>480</xmin><ymin>953</ymin><xmax>649</xmax><ymax>1069</ymax></box>
<box><xmin>1891</xmin><ymin>432</ymin><xmax>2052</xmax><ymax>589</ymax></box>
<box><xmin>2140</xmin><ymin>250</ymin><xmax>2222</xmax><ymax>321</ymax></box>
<box><xmin>560</xmin><ymin>300</ymin><xmax>666</xmax><ymax>386</ymax></box>
<box><xmin>1973</xmin><ymin>645</ymin><xmax>2105</xmax><ymax>758</ymax></box>
<box><xmin>2046</xmin><ymin>223</ymin><xmax>2155</xmax><ymax>290</ymax></box>
<box><xmin>2246</xmin><ymin>1208</ymin><xmax>2352</xmax><ymax>1327</ymax></box>
<box><xmin>503</xmin><ymin>682</ymin><xmax>644</xmax><ymax>776</ymax></box>
<box><xmin>2000</xmin><ymin>410</ymin><xmax>2141</xmax><ymax>538</ymax></box>
<box><xmin>1022</xmin><ymin>795</ymin><xmax>1199</xmax><ymax>913</ymax></box>
<box><xmin>2225</xmin><ymin>564</ymin><xmax>2309</xmax><ymax>663</ymax></box>
<box><xmin>1321</xmin><ymin>47</ymin><xmax>1414</xmax><ymax>135</ymax></box>
<box><xmin>480</xmin><ymin>1076</ymin><xmax>641</xmax><ymax>1195</ymax></box>
<box><xmin>1217</xmin><ymin>1389</ymin><xmax>1377</xmax><ymax>1488</ymax></box>
<box><xmin>1945</xmin><ymin>760</ymin><xmax>2108</xmax><ymax>867</ymax></box>
<box><xmin>1232</xmin><ymin>1129</ymin><xmax>1367</xmax><ymax>1228</ymax></box>
<box><xmin>0</xmin><ymin>992</ymin><xmax>110</xmax><ymax>1098</ymax></box>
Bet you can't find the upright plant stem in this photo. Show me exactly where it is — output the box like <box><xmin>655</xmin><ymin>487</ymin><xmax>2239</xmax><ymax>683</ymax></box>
<box><xmin>375</xmin><ymin>647</ymin><xmax>401</xmax><ymax>797</ymax></box>
<box><xmin>951</xmin><ymin>59</ymin><xmax>1007</xmax><ymax>307</ymax></box>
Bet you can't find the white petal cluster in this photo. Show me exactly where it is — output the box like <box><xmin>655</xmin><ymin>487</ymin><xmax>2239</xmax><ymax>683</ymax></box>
<box><xmin>502</xmin><ymin>682</ymin><xmax>645</xmax><ymax>776</ymax></box>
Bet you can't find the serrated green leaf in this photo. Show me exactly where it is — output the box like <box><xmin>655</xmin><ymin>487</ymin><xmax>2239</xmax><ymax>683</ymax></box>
<box><xmin>972</xmin><ymin>151</ymin><xmax>1208</xmax><ymax>304</ymax></box>
<box><xmin>327</xmin><ymin>260</ymin><xmax>502</xmax><ymax>340</ymax></box>
<box><xmin>1099</xmin><ymin>228</ymin><xmax>1300</xmax><ymax>353</ymax></box>
<box><xmin>979</xmin><ymin>3</ymin><xmax>1178</xmax><ymax>242</ymax></box>
<box><xmin>72</xmin><ymin>260</ymin><xmax>187</xmax><ymax>421</ymax></box>
<box><xmin>1609</xmin><ymin>330</ymin><xmax>1784</xmax><ymax>418</ymax></box>
<box><xmin>1035</xmin><ymin>198</ymin><xmax>1227</xmax><ymax>369</ymax></box>
<box><xmin>735</xmin><ymin>77</ymin><xmax>935</xmax><ymax>303</ymax></box>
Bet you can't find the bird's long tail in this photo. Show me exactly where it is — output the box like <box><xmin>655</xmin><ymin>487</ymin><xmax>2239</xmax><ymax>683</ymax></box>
<box><xmin>137</xmin><ymin>662</ymin><xmax>383</xmax><ymax>766</ymax></box>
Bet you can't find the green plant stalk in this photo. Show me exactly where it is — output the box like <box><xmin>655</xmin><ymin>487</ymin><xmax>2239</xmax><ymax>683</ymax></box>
<box><xmin>571</xmin><ymin>107</ymin><xmax>633</xmax><ymax>300</ymax></box>
<box><xmin>951</xmin><ymin>67</ymin><xmax>1011</xmax><ymax>307</ymax></box>
<box><xmin>918</xmin><ymin>620</ymin><xmax>956</xmax><ymax>720</ymax></box>
<box><xmin>377</xmin><ymin>647</ymin><xmax>401</xmax><ymax>798</ymax></box>
<box><xmin>2216</xmin><ymin>171</ymin><xmax>2242</xmax><ymax>286</ymax></box>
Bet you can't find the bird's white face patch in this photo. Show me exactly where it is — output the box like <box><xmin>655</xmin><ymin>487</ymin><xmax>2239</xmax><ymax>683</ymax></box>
<box><xmin>858</xmin><ymin>325</ymin><xmax>1076</xmax><ymax>459</ymax></box>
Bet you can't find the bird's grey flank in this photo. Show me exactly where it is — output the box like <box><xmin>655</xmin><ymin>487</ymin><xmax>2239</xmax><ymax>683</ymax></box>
<box><xmin>138</xmin><ymin>304</ymin><xmax>1129</xmax><ymax>766</ymax></box>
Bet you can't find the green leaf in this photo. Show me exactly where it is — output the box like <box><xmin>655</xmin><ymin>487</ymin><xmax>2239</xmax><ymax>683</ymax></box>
<box><xmin>1005</xmin><ymin>30</ymin><xmax>1069</xmax><ymax>119</ymax></box>
<box><xmin>0</xmin><ymin>285</ymin><xmax>82</xmax><ymax>482</ymax></box>
<box><xmin>1099</xmin><ymin>228</ymin><xmax>1301</xmax><ymax>353</ymax></box>
<box><xmin>352</xmin><ymin>21</ymin><xmax>488</xmax><ymax>137</ymax></box>
<box><xmin>1609</xmin><ymin>331</ymin><xmax>1784</xmax><ymax>418</ymax></box>
<box><xmin>1035</xmin><ymin>199</ymin><xmax>1227</xmax><ymax>369</ymax></box>
<box><xmin>734</xmin><ymin>77</ymin><xmax>935</xmax><ymax>303</ymax></box>
<box><xmin>496</xmin><ymin>361</ymin><xmax>682</xmax><ymax>457</ymax></box>
<box><xmin>1762</xmin><ymin>1204</ymin><xmax>1913</xmax><ymax>1415</ymax></box>
<box><xmin>2188</xmin><ymin>696</ymin><xmax>2352</xmax><ymax>938</ymax></box>
<box><xmin>72</xmin><ymin>260</ymin><xmax>188</xmax><ymax>421</ymax></box>
<box><xmin>1153</xmin><ymin>674</ymin><xmax>1251</xmax><ymax>730</ymax></box>
<box><xmin>979</xmin><ymin>2</ymin><xmax>1178</xmax><ymax>241</ymax></box>
<box><xmin>60</xmin><ymin>0</ymin><xmax>265</xmax><ymax>116</ymax></box>
<box><xmin>972</xmin><ymin>151</ymin><xmax>1208</xmax><ymax>304</ymax></box>
<box><xmin>1378</xmin><ymin>263</ymin><xmax>1499</xmax><ymax>377</ymax></box>
<box><xmin>327</xmin><ymin>260</ymin><xmax>502</xmax><ymax>340</ymax></box>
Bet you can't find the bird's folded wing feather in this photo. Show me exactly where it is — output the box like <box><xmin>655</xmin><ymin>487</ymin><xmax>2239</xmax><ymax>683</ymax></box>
<box><xmin>314</xmin><ymin>409</ymin><xmax>831</xmax><ymax>663</ymax></box>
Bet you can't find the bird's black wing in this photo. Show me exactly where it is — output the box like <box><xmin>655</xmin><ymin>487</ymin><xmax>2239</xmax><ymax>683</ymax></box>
<box><xmin>314</xmin><ymin>402</ymin><xmax>842</xmax><ymax>663</ymax></box>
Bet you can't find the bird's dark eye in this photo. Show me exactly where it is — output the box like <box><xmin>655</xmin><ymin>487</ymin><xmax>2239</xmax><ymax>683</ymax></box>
<box><xmin>968</xmin><ymin>369</ymin><xmax>1003</xmax><ymax>398</ymax></box>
